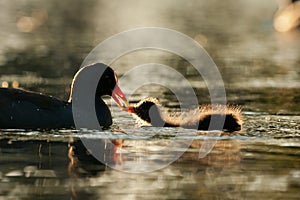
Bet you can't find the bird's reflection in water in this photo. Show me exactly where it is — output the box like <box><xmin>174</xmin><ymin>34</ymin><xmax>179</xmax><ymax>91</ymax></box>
<box><xmin>68</xmin><ymin>138</ymin><xmax>123</xmax><ymax>177</ymax></box>
<box><xmin>67</xmin><ymin>137</ymin><xmax>243</xmax><ymax>199</ymax></box>
<box><xmin>67</xmin><ymin>138</ymin><xmax>123</xmax><ymax>199</ymax></box>
<box><xmin>0</xmin><ymin>135</ymin><xmax>245</xmax><ymax>199</ymax></box>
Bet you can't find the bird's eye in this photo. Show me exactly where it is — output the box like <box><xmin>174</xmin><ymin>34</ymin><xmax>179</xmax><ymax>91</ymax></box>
<box><xmin>104</xmin><ymin>75</ymin><xmax>111</xmax><ymax>82</ymax></box>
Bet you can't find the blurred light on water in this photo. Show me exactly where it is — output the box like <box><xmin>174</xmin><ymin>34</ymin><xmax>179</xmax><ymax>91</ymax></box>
<box><xmin>16</xmin><ymin>8</ymin><xmax>48</xmax><ymax>33</ymax></box>
<box><xmin>274</xmin><ymin>1</ymin><xmax>300</xmax><ymax>32</ymax></box>
<box><xmin>12</xmin><ymin>80</ymin><xmax>19</xmax><ymax>88</ymax></box>
<box><xmin>1</xmin><ymin>81</ymin><xmax>9</xmax><ymax>88</ymax></box>
<box><xmin>17</xmin><ymin>17</ymin><xmax>35</xmax><ymax>33</ymax></box>
<box><xmin>194</xmin><ymin>34</ymin><xmax>208</xmax><ymax>47</ymax></box>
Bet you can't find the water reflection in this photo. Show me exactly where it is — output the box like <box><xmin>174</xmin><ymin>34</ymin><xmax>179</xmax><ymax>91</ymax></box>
<box><xmin>68</xmin><ymin>139</ymin><xmax>123</xmax><ymax>177</ymax></box>
<box><xmin>1</xmin><ymin>136</ymin><xmax>300</xmax><ymax>199</ymax></box>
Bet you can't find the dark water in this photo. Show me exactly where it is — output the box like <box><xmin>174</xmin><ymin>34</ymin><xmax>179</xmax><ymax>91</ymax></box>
<box><xmin>1</xmin><ymin>0</ymin><xmax>300</xmax><ymax>199</ymax></box>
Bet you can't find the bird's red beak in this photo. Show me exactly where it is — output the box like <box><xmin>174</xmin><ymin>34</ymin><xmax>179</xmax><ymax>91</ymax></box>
<box><xmin>126</xmin><ymin>106</ymin><xmax>135</xmax><ymax>113</ymax></box>
<box><xmin>112</xmin><ymin>84</ymin><xmax>128</xmax><ymax>109</ymax></box>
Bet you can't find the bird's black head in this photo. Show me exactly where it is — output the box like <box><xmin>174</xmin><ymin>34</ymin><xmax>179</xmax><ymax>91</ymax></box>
<box><xmin>95</xmin><ymin>64</ymin><xmax>128</xmax><ymax>108</ymax></box>
<box><xmin>70</xmin><ymin>63</ymin><xmax>128</xmax><ymax>108</ymax></box>
<box><xmin>96</xmin><ymin>65</ymin><xmax>117</xmax><ymax>96</ymax></box>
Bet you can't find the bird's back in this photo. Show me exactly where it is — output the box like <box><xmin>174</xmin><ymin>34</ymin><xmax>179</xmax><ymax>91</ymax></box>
<box><xmin>0</xmin><ymin>88</ymin><xmax>74</xmax><ymax>129</ymax></box>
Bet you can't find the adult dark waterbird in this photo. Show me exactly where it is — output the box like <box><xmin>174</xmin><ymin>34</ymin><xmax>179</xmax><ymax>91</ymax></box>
<box><xmin>126</xmin><ymin>98</ymin><xmax>243</xmax><ymax>132</ymax></box>
<box><xmin>0</xmin><ymin>63</ymin><xmax>128</xmax><ymax>130</ymax></box>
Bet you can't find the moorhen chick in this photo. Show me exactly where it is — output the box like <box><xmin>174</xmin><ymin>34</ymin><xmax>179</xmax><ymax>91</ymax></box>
<box><xmin>127</xmin><ymin>98</ymin><xmax>243</xmax><ymax>132</ymax></box>
<box><xmin>0</xmin><ymin>63</ymin><xmax>128</xmax><ymax>130</ymax></box>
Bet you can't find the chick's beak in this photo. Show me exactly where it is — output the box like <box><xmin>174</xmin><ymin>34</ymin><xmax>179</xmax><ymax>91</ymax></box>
<box><xmin>112</xmin><ymin>84</ymin><xmax>129</xmax><ymax>109</ymax></box>
<box><xmin>126</xmin><ymin>106</ymin><xmax>135</xmax><ymax>113</ymax></box>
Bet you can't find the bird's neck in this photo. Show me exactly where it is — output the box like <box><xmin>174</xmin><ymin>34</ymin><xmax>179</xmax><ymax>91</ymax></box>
<box><xmin>94</xmin><ymin>97</ymin><xmax>112</xmax><ymax>127</ymax></box>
